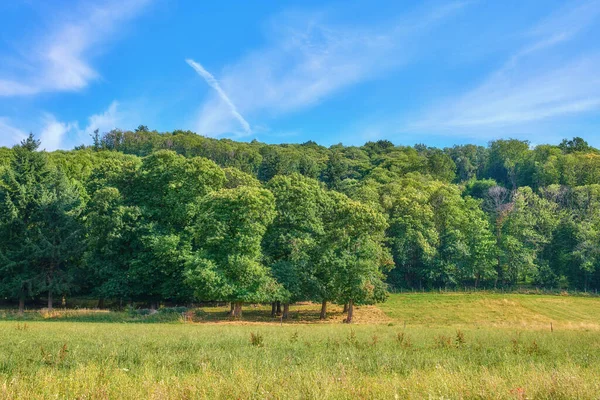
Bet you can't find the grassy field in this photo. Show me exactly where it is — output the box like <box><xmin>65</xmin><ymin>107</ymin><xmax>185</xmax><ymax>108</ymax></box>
<box><xmin>2</xmin><ymin>293</ymin><xmax>600</xmax><ymax>399</ymax></box>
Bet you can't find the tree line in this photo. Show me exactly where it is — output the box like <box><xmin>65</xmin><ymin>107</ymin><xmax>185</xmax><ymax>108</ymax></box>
<box><xmin>1</xmin><ymin>129</ymin><xmax>600</xmax><ymax>321</ymax></box>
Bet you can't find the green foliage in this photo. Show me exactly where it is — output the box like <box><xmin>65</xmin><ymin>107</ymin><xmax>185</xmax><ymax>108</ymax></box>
<box><xmin>264</xmin><ymin>174</ymin><xmax>328</xmax><ymax>303</ymax></box>
<box><xmin>0</xmin><ymin>137</ymin><xmax>84</xmax><ymax>307</ymax></box>
<box><xmin>83</xmin><ymin>187</ymin><xmax>142</xmax><ymax>300</ymax></box>
<box><xmin>185</xmin><ymin>187</ymin><xmax>278</xmax><ymax>303</ymax></box>
<box><xmin>223</xmin><ymin>167</ymin><xmax>261</xmax><ymax>188</ymax></box>
<box><xmin>487</xmin><ymin>139</ymin><xmax>531</xmax><ymax>189</ymax></box>
<box><xmin>4</xmin><ymin>130</ymin><xmax>600</xmax><ymax>309</ymax></box>
<box><xmin>497</xmin><ymin>187</ymin><xmax>558</xmax><ymax>285</ymax></box>
<box><xmin>132</xmin><ymin>150</ymin><xmax>225</xmax><ymax>230</ymax></box>
<box><xmin>559</xmin><ymin>137</ymin><xmax>591</xmax><ymax>154</ymax></box>
<box><xmin>463</xmin><ymin>178</ymin><xmax>497</xmax><ymax>199</ymax></box>
<box><xmin>325</xmin><ymin>192</ymin><xmax>392</xmax><ymax>305</ymax></box>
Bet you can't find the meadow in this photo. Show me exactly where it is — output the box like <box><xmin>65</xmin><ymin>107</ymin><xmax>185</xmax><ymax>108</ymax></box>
<box><xmin>2</xmin><ymin>293</ymin><xmax>600</xmax><ymax>399</ymax></box>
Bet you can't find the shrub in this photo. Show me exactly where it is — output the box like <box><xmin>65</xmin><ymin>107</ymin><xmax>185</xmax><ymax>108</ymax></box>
<box><xmin>15</xmin><ymin>323</ymin><xmax>29</xmax><ymax>331</ymax></box>
<box><xmin>455</xmin><ymin>329</ymin><xmax>466</xmax><ymax>346</ymax></box>
<box><xmin>434</xmin><ymin>335</ymin><xmax>452</xmax><ymax>349</ymax></box>
<box><xmin>250</xmin><ymin>332</ymin><xmax>264</xmax><ymax>347</ymax></box>
<box><xmin>396</xmin><ymin>332</ymin><xmax>413</xmax><ymax>348</ymax></box>
<box><xmin>158</xmin><ymin>307</ymin><xmax>188</xmax><ymax>314</ymax></box>
<box><xmin>290</xmin><ymin>331</ymin><xmax>299</xmax><ymax>343</ymax></box>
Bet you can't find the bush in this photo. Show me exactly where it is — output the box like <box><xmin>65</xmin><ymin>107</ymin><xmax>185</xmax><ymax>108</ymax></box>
<box><xmin>128</xmin><ymin>308</ymin><xmax>153</xmax><ymax>317</ymax></box>
<box><xmin>158</xmin><ymin>306</ymin><xmax>188</xmax><ymax>314</ymax></box>
<box><xmin>250</xmin><ymin>332</ymin><xmax>264</xmax><ymax>347</ymax></box>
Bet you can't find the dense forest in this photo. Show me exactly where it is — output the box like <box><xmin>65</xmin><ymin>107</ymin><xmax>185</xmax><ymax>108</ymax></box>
<box><xmin>2</xmin><ymin>127</ymin><xmax>600</xmax><ymax>320</ymax></box>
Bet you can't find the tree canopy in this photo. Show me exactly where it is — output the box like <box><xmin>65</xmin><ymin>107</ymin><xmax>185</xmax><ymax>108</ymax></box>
<box><xmin>2</xmin><ymin>130</ymin><xmax>600</xmax><ymax>319</ymax></box>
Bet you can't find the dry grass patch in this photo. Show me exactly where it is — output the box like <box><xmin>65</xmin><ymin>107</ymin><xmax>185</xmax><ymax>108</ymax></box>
<box><xmin>191</xmin><ymin>302</ymin><xmax>391</xmax><ymax>325</ymax></box>
<box><xmin>380</xmin><ymin>292</ymin><xmax>600</xmax><ymax>330</ymax></box>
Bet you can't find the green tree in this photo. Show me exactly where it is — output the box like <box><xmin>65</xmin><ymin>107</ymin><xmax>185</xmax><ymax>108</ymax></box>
<box><xmin>559</xmin><ymin>137</ymin><xmax>591</xmax><ymax>154</ymax></box>
<box><xmin>132</xmin><ymin>150</ymin><xmax>225</xmax><ymax>231</ymax></box>
<box><xmin>325</xmin><ymin>192</ymin><xmax>392</xmax><ymax>323</ymax></box>
<box><xmin>382</xmin><ymin>176</ymin><xmax>438</xmax><ymax>289</ymax></box>
<box><xmin>264</xmin><ymin>174</ymin><xmax>327</xmax><ymax>318</ymax></box>
<box><xmin>185</xmin><ymin>187</ymin><xmax>278</xmax><ymax>317</ymax></box>
<box><xmin>83</xmin><ymin>187</ymin><xmax>143</xmax><ymax>304</ymax></box>
<box><xmin>425</xmin><ymin>148</ymin><xmax>456</xmax><ymax>182</ymax></box>
<box><xmin>486</xmin><ymin>139</ymin><xmax>530</xmax><ymax>189</ymax></box>
<box><xmin>445</xmin><ymin>144</ymin><xmax>488</xmax><ymax>182</ymax></box>
<box><xmin>496</xmin><ymin>187</ymin><xmax>558</xmax><ymax>285</ymax></box>
<box><xmin>223</xmin><ymin>167</ymin><xmax>261</xmax><ymax>189</ymax></box>
<box><xmin>0</xmin><ymin>135</ymin><xmax>84</xmax><ymax>311</ymax></box>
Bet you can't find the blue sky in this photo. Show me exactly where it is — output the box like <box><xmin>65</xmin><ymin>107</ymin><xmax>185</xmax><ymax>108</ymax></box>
<box><xmin>1</xmin><ymin>0</ymin><xmax>600</xmax><ymax>150</ymax></box>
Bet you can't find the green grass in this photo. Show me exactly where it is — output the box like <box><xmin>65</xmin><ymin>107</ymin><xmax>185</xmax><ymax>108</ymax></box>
<box><xmin>2</xmin><ymin>293</ymin><xmax>600</xmax><ymax>399</ymax></box>
<box><xmin>0</xmin><ymin>308</ymin><xmax>184</xmax><ymax>323</ymax></box>
<box><xmin>380</xmin><ymin>292</ymin><xmax>600</xmax><ymax>329</ymax></box>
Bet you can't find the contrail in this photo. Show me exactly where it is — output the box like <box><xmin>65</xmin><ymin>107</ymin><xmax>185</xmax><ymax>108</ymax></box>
<box><xmin>186</xmin><ymin>59</ymin><xmax>251</xmax><ymax>134</ymax></box>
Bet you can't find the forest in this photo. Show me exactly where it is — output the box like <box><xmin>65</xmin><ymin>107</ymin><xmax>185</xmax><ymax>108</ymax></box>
<box><xmin>2</xmin><ymin>128</ymin><xmax>600</xmax><ymax>320</ymax></box>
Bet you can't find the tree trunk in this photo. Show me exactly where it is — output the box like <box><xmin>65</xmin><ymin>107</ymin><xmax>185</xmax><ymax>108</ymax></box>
<box><xmin>343</xmin><ymin>303</ymin><xmax>348</xmax><ymax>313</ymax></box>
<box><xmin>276</xmin><ymin>301</ymin><xmax>282</xmax><ymax>316</ymax></box>
<box><xmin>271</xmin><ymin>302</ymin><xmax>276</xmax><ymax>317</ymax></box>
<box><xmin>229</xmin><ymin>302</ymin><xmax>235</xmax><ymax>317</ymax></box>
<box><xmin>282</xmin><ymin>303</ymin><xmax>289</xmax><ymax>319</ymax></box>
<box><xmin>97</xmin><ymin>298</ymin><xmax>105</xmax><ymax>309</ymax></box>
<box><xmin>319</xmin><ymin>300</ymin><xmax>327</xmax><ymax>320</ymax></box>
<box><xmin>233</xmin><ymin>302</ymin><xmax>243</xmax><ymax>318</ymax></box>
<box><xmin>345</xmin><ymin>299</ymin><xmax>354</xmax><ymax>324</ymax></box>
<box><xmin>47</xmin><ymin>289</ymin><xmax>53</xmax><ymax>311</ymax></box>
<box><xmin>18</xmin><ymin>295</ymin><xmax>25</xmax><ymax>316</ymax></box>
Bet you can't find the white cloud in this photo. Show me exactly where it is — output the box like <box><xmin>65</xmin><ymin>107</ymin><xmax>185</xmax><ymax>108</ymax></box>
<box><xmin>191</xmin><ymin>2</ymin><xmax>469</xmax><ymax>138</ymax></box>
<box><xmin>0</xmin><ymin>0</ymin><xmax>151</xmax><ymax>96</ymax></box>
<box><xmin>421</xmin><ymin>56</ymin><xmax>600</xmax><ymax>130</ymax></box>
<box><xmin>0</xmin><ymin>118</ymin><xmax>28</xmax><ymax>147</ymax></box>
<box><xmin>193</xmin><ymin>97</ymin><xmax>248</xmax><ymax>138</ymax></box>
<box><xmin>0</xmin><ymin>81</ymin><xmax>37</xmax><ymax>97</ymax></box>
<box><xmin>39</xmin><ymin>114</ymin><xmax>77</xmax><ymax>152</ymax></box>
<box><xmin>0</xmin><ymin>101</ymin><xmax>125</xmax><ymax>150</ymax></box>
<box><xmin>68</xmin><ymin>101</ymin><xmax>128</xmax><ymax>149</ymax></box>
<box><xmin>186</xmin><ymin>59</ymin><xmax>251</xmax><ymax>135</ymax></box>
<box><xmin>79</xmin><ymin>101</ymin><xmax>121</xmax><ymax>143</ymax></box>
<box><xmin>527</xmin><ymin>0</ymin><xmax>600</xmax><ymax>43</ymax></box>
<box><xmin>412</xmin><ymin>0</ymin><xmax>600</xmax><ymax>133</ymax></box>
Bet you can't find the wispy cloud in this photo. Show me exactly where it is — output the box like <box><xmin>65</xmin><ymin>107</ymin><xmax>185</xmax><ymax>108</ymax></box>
<box><xmin>0</xmin><ymin>118</ymin><xmax>27</xmax><ymax>147</ymax></box>
<box><xmin>418</xmin><ymin>56</ymin><xmax>600</xmax><ymax>131</ymax></box>
<box><xmin>527</xmin><ymin>0</ymin><xmax>600</xmax><ymax>43</ymax></box>
<box><xmin>78</xmin><ymin>101</ymin><xmax>122</xmax><ymax>144</ymax></box>
<box><xmin>191</xmin><ymin>2</ymin><xmax>469</xmax><ymax>138</ymax></box>
<box><xmin>0</xmin><ymin>0</ymin><xmax>151</xmax><ymax>97</ymax></box>
<box><xmin>186</xmin><ymin>59</ymin><xmax>251</xmax><ymax>135</ymax></box>
<box><xmin>412</xmin><ymin>0</ymin><xmax>600</xmax><ymax>133</ymax></box>
<box><xmin>0</xmin><ymin>102</ymin><xmax>126</xmax><ymax>150</ymax></box>
<box><xmin>39</xmin><ymin>114</ymin><xmax>77</xmax><ymax>151</ymax></box>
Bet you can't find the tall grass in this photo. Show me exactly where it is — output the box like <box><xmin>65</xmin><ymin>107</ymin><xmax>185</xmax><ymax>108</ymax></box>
<box><xmin>1</xmin><ymin>322</ymin><xmax>599</xmax><ymax>398</ymax></box>
<box><xmin>0</xmin><ymin>308</ymin><xmax>183</xmax><ymax>323</ymax></box>
<box><xmin>2</xmin><ymin>293</ymin><xmax>600</xmax><ymax>398</ymax></box>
